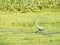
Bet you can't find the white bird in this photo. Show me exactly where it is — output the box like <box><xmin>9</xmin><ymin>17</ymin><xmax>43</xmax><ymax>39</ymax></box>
<box><xmin>35</xmin><ymin>20</ymin><xmax>44</xmax><ymax>31</ymax></box>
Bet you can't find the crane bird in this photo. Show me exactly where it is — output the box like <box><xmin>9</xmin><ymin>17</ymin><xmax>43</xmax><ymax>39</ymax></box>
<box><xmin>35</xmin><ymin>20</ymin><xmax>44</xmax><ymax>32</ymax></box>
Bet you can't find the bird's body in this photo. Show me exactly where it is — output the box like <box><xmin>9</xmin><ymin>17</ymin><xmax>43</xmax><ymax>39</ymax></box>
<box><xmin>35</xmin><ymin>20</ymin><xmax>44</xmax><ymax>31</ymax></box>
<box><xmin>36</xmin><ymin>26</ymin><xmax>44</xmax><ymax>31</ymax></box>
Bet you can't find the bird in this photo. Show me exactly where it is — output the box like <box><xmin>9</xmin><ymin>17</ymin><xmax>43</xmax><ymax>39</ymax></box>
<box><xmin>35</xmin><ymin>20</ymin><xmax>44</xmax><ymax>32</ymax></box>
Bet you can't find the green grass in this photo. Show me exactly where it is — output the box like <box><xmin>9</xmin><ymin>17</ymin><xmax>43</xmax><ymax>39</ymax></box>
<box><xmin>0</xmin><ymin>0</ymin><xmax>60</xmax><ymax>12</ymax></box>
<box><xmin>0</xmin><ymin>11</ymin><xmax>60</xmax><ymax>45</ymax></box>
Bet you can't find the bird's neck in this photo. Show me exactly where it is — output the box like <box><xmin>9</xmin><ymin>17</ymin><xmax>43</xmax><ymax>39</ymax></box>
<box><xmin>35</xmin><ymin>20</ymin><xmax>39</xmax><ymax>27</ymax></box>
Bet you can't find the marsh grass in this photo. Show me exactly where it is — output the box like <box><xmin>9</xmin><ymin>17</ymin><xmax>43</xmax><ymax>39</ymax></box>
<box><xmin>0</xmin><ymin>11</ymin><xmax>60</xmax><ymax>45</ymax></box>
